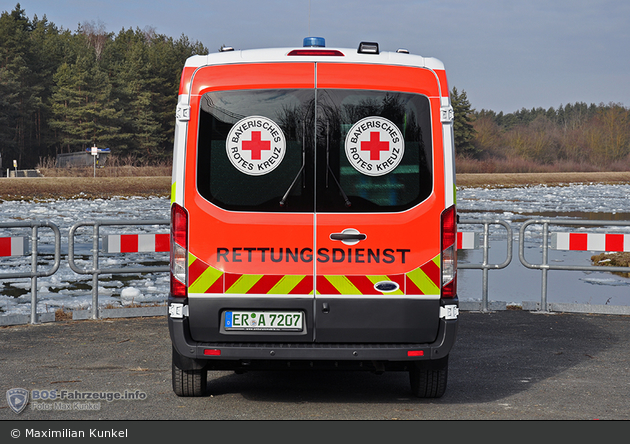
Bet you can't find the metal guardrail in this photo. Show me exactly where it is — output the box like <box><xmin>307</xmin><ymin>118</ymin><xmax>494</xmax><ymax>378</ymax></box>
<box><xmin>519</xmin><ymin>218</ymin><xmax>630</xmax><ymax>312</ymax></box>
<box><xmin>458</xmin><ymin>219</ymin><xmax>513</xmax><ymax>312</ymax></box>
<box><xmin>2</xmin><ymin>216</ymin><xmax>630</xmax><ymax>325</ymax></box>
<box><xmin>0</xmin><ymin>221</ymin><xmax>61</xmax><ymax>324</ymax></box>
<box><xmin>68</xmin><ymin>219</ymin><xmax>170</xmax><ymax>320</ymax></box>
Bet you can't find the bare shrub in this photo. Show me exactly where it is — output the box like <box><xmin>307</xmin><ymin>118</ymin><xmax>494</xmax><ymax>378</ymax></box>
<box><xmin>36</xmin><ymin>154</ymin><xmax>171</xmax><ymax>177</ymax></box>
<box><xmin>455</xmin><ymin>154</ymin><xmax>630</xmax><ymax>174</ymax></box>
<box><xmin>591</xmin><ymin>252</ymin><xmax>630</xmax><ymax>278</ymax></box>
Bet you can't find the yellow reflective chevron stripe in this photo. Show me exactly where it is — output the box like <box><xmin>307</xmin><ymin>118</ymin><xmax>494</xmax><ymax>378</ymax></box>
<box><xmin>316</xmin><ymin>274</ymin><xmax>405</xmax><ymax>295</ymax></box>
<box><xmin>226</xmin><ymin>274</ymin><xmax>264</xmax><ymax>294</ymax></box>
<box><xmin>268</xmin><ymin>275</ymin><xmax>312</xmax><ymax>294</ymax></box>
<box><xmin>171</xmin><ymin>182</ymin><xmax>177</xmax><ymax>205</ymax></box>
<box><xmin>405</xmin><ymin>254</ymin><xmax>441</xmax><ymax>295</ymax></box>
<box><xmin>185</xmin><ymin>254</ymin><xmax>441</xmax><ymax>296</ymax></box>
<box><xmin>189</xmin><ymin>265</ymin><xmax>223</xmax><ymax>294</ymax></box>
<box><xmin>186</xmin><ymin>255</ymin><xmax>315</xmax><ymax>295</ymax></box>
<box><xmin>322</xmin><ymin>275</ymin><xmax>360</xmax><ymax>294</ymax></box>
<box><xmin>322</xmin><ymin>275</ymin><xmax>406</xmax><ymax>295</ymax></box>
<box><xmin>188</xmin><ymin>254</ymin><xmax>224</xmax><ymax>293</ymax></box>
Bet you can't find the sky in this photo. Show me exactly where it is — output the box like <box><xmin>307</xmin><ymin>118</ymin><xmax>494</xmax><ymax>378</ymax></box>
<box><xmin>6</xmin><ymin>0</ymin><xmax>630</xmax><ymax>113</ymax></box>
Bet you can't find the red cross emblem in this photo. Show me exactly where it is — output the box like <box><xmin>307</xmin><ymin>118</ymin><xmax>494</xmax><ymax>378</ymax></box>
<box><xmin>242</xmin><ymin>131</ymin><xmax>271</xmax><ymax>160</ymax></box>
<box><xmin>361</xmin><ymin>131</ymin><xmax>390</xmax><ymax>160</ymax></box>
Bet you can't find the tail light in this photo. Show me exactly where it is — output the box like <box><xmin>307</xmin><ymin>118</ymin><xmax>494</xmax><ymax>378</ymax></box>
<box><xmin>170</xmin><ymin>203</ymin><xmax>188</xmax><ymax>298</ymax></box>
<box><xmin>440</xmin><ymin>205</ymin><xmax>457</xmax><ymax>298</ymax></box>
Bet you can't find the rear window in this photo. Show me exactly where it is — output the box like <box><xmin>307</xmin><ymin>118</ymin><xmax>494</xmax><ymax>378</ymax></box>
<box><xmin>196</xmin><ymin>88</ymin><xmax>433</xmax><ymax>212</ymax></box>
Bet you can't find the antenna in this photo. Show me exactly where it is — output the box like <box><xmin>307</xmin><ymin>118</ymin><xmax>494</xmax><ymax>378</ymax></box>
<box><xmin>308</xmin><ymin>0</ymin><xmax>311</xmax><ymax>36</ymax></box>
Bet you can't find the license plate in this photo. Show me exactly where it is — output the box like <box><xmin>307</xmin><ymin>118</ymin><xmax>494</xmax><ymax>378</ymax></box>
<box><xmin>224</xmin><ymin>311</ymin><xmax>304</xmax><ymax>331</ymax></box>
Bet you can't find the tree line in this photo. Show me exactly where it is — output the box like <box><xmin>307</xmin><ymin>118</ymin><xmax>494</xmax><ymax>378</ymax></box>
<box><xmin>3</xmin><ymin>4</ymin><xmax>628</xmax><ymax>173</ymax></box>
<box><xmin>0</xmin><ymin>4</ymin><xmax>207</xmax><ymax>169</ymax></box>
<box><xmin>451</xmin><ymin>88</ymin><xmax>630</xmax><ymax>172</ymax></box>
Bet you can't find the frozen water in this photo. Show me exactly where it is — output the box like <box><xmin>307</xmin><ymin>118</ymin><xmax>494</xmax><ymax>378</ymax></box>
<box><xmin>457</xmin><ymin>183</ymin><xmax>630</xmax><ymax>222</ymax></box>
<box><xmin>0</xmin><ymin>196</ymin><xmax>170</xmax><ymax>316</ymax></box>
<box><xmin>1</xmin><ymin>183</ymin><xmax>630</xmax><ymax>316</ymax></box>
<box><xmin>457</xmin><ymin>183</ymin><xmax>630</xmax><ymax>307</ymax></box>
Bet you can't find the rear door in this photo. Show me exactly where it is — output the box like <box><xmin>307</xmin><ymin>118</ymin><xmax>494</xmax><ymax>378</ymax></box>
<box><xmin>185</xmin><ymin>61</ymin><xmax>445</xmax><ymax>345</ymax></box>
<box><xmin>184</xmin><ymin>63</ymin><xmax>318</xmax><ymax>342</ymax></box>
<box><xmin>313</xmin><ymin>63</ymin><xmax>445</xmax><ymax>343</ymax></box>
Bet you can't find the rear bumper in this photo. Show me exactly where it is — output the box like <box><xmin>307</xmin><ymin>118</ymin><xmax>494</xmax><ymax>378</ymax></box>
<box><xmin>168</xmin><ymin>302</ymin><xmax>458</xmax><ymax>369</ymax></box>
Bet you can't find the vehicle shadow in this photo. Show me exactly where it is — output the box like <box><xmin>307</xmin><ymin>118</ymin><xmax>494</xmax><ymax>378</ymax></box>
<box><xmin>204</xmin><ymin>310</ymin><xmax>621</xmax><ymax>404</ymax></box>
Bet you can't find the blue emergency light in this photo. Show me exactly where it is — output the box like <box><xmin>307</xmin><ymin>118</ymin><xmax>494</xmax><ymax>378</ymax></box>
<box><xmin>303</xmin><ymin>37</ymin><xmax>325</xmax><ymax>47</ymax></box>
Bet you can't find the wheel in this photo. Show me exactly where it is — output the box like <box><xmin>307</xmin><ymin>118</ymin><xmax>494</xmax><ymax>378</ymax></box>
<box><xmin>172</xmin><ymin>355</ymin><xmax>207</xmax><ymax>397</ymax></box>
<box><xmin>409</xmin><ymin>355</ymin><xmax>448</xmax><ymax>398</ymax></box>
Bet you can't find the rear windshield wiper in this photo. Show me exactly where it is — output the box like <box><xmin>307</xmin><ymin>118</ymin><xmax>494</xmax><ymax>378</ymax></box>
<box><xmin>326</xmin><ymin>122</ymin><xmax>351</xmax><ymax>207</ymax></box>
<box><xmin>279</xmin><ymin>164</ymin><xmax>304</xmax><ymax>207</ymax></box>
<box><xmin>280</xmin><ymin>121</ymin><xmax>306</xmax><ymax>207</ymax></box>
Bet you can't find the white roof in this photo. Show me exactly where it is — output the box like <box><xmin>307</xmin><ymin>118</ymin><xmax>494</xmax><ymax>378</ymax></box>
<box><xmin>184</xmin><ymin>45</ymin><xmax>445</xmax><ymax>71</ymax></box>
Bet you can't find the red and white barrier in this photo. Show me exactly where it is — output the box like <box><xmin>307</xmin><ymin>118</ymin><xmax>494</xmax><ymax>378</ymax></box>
<box><xmin>0</xmin><ymin>237</ymin><xmax>29</xmax><ymax>257</ymax></box>
<box><xmin>103</xmin><ymin>234</ymin><xmax>170</xmax><ymax>253</ymax></box>
<box><xmin>551</xmin><ymin>232</ymin><xmax>630</xmax><ymax>252</ymax></box>
<box><xmin>457</xmin><ymin>231</ymin><xmax>479</xmax><ymax>250</ymax></box>
<box><xmin>105</xmin><ymin>232</ymin><xmax>481</xmax><ymax>253</ymax></box>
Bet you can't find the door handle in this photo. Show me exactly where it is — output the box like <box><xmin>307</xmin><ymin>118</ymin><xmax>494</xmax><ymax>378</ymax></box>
<box><xmin>330</xmin><ymin>233</ymin><xmax>367</xmax><ymax>241</ymax></box>
<box><xmin>329</xmin><ymin>228</ymin><xmax>366</xmax><ymax>245</ymax></box>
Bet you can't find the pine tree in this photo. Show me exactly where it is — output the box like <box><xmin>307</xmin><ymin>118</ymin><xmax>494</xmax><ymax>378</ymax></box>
<box><xmin>123</xmin><ymin>34</ymin><xmax>165</xmax><ymax>159</ymax></box>
<box><xmin>0</xmin><ymin>5</ymin><xmax>209</xmax><ymax>168</ymax></box>
<box><xmin>49</xmin><ymin>55</ymin><xmax>120</xmax><ymax>152</ymax></box>
<box><xmin>0</xmin><ymin>5</ymin><xmax>41</xmax><ymax>166</ymax></box>
<box><xmin>451</xmin><ymin>87</ymin><xmax>479</xmax><ymax>157</ymax></box>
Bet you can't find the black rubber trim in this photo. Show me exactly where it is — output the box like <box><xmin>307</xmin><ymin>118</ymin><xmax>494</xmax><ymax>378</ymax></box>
<box><xmin>169</xmin><ymin>315</ymin><xmax>457</xmax><ymax>365</ymax></box>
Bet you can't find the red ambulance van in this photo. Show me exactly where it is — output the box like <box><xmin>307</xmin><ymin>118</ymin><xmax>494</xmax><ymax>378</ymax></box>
<box><xmin>168</xmin><ymin>38</ymin><xmax>458</xmax><ymax>398</ymax></box>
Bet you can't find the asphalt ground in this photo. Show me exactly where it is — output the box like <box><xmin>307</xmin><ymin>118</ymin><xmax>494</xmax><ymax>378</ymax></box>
<box><xmin>1</xmin><ymin>310</ymin><xmax>629</xmax><ymax>423</ymax></box>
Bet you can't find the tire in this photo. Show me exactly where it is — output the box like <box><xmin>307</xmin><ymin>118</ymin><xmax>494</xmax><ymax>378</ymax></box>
<box><xmin>409</xmin><ymin>355</ymin><xmax>448</xmax><ymax>398</ymax></box>
<box><xmin>172</xmin><ymin>357</ymin><xmax>207</xmax><ymax>397</ymax></box>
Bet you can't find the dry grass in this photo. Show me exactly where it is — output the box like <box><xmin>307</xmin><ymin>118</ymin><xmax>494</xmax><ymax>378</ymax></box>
<box><xmin>456</xmin><ymin>157</ymin><xmax>630</xmax><ymax>187</ymax></box>
<box><xmin>3</xmin><ymin>167</ymin><xmax>630</xmax><ymax>200</ymax></box>
<box><xmin>36</xmin><ymin>154</ymin><xmax>171</xmax><ymax>178</ymax></box>
<box><xmin>457</xmin><ymin>171</ymin><xmax>630</xmax><ymax>188</ymax></box>
<box><xmin>455</xmin><ymin>157</ymin><xmax>630</xmax><ymax>174</ymax></box>
<box><xmin>55</xmin><ymin>308</ymin><xmax>73</xmax><ymax>321</ymax></box>
<box><xmin>591</xmin><ymin>252</ymin><xmax>630</xmax><ymax>278</ymax></box>
<box><xmin>39</xmin><ymin>165</ymin><xmax>171</xmax><ymax>178</ymax></box>
<box><xmin>0</xmin><ymin>176</ymin><xmax>171</xmax><ymax>200</ymax></box>
<box><xmin>2</xmin><ymin>156</ymin><xmax>171</xmax><ymax>200</ymax></box>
